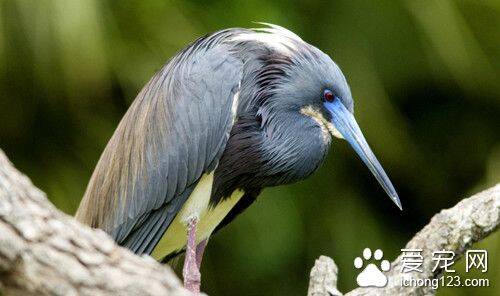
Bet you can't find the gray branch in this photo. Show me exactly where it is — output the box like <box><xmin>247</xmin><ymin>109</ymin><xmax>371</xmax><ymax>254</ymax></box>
<box><xmin>0</xmin><ymin>149</ymin><xmax>193</xmax><ymax>296</ymax></box>
<box><xmin>308</xmin><ymin>183</ymin><xmax>499</xmax><ymax>296</ymax></box>
<box><xmin>0</xmin><ymin>147</ymin><xmax>498</xmax><ymax>296</ymax></box>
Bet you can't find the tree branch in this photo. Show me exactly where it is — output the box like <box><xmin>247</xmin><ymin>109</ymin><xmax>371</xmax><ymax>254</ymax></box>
<box><xmin>308</xmin><ymin>183</ymin><xmax>499</xmax><ymax>296</ymax></box>
<box><xmin>0</xmin><ymin>149</ymin><xmax>193</xmax><ymax>296</ymax></box>
<box><xmin>0</xmin><ymin>147</ymin><xmax>498</xmax><ymax>296</ymax></box>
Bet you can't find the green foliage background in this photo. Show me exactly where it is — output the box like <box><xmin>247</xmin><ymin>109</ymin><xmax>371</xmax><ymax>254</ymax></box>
<box><xmin>0</xmin><ymin>0</ymin><xmax>499</xmax><ymax>295</ymax></box>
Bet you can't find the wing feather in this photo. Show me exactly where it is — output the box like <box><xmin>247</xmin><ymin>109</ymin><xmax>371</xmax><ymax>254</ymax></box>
<box><xmin>76</xmin><ymin>29</ymin><xmax>246</xmax><ymax>253</ymax></box>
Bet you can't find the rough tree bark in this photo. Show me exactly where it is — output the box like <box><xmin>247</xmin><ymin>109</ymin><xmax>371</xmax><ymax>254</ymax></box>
<box><xmin>307</xmin><ymin>184</ymin><xmax>499</xmax><ymax>296</ymax></box>
<box><xmin>0</xmin><ymin>147</ymin><xmax>498</xmax><ymax>296</ymax></box>
<box><xmin>0</xmin><ymin>150</ymin><xmax>193</xmax><ymax>296</ymax></box>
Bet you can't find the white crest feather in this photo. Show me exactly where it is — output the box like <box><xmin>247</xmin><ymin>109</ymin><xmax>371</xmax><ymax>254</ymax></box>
<box><xmin>252</xmin><ymin>22</ymin><xmax>303</xmax><ymax>42</ymax></box>
<box><xmin>231</xmin><ymin>23</ymin><xmax>303</xmax><ymax>54</ymax></box>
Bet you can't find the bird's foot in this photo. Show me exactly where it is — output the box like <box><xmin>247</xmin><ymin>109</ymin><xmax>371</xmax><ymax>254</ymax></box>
<box><xmin>183</xmin><ymin>218</ymin><xmax>201</xmax><ymax>294</ymax></box>
<box><xmin>183</xmin><ymin>259</ymin><xmax>201</xmax><ymax>293</ymax></box>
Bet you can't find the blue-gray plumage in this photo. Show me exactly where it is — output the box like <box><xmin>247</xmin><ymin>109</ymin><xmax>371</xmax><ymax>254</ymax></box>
<box><xmin>76</xmin><ymin>24</ymin><xmax>401</xmax><ymax>293</ymax></box>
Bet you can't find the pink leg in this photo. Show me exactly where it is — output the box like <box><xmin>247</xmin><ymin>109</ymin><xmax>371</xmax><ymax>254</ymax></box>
<box><xmin>195</xmin><ymin>238</ymin><xmax>209</xmax><ymax>269</ymax></box>
<box><xmin>183</xmin><ymin>219</ymin><xmax>201</xmax><ymax>294</ymax></box>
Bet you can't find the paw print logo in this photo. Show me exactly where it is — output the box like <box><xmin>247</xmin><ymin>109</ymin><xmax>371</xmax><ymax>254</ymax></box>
<box><xmin>354</xmin><ymin>248</ymin><xmax>390</xmax><ymax>287</ymax></box>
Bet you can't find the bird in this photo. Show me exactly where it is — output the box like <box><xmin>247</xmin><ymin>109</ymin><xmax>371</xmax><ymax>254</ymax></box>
<box><xmin>75</xmin><ymin>23</ymin><xmax>402</xmax><ymax>293</ymax></box>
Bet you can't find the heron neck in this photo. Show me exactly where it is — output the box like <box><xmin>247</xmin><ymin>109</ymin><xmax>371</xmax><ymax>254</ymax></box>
<box><xmin>261</xmin><ymin>110</ymin><xmax>331</xmax><ymax>183</ymax></box>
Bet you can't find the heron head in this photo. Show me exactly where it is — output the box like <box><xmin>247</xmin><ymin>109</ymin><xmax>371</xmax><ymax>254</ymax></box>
<box><xmin>261</xmin><ymin>47</ymin><xmax>402</xmax><ymax>210</ymax></box>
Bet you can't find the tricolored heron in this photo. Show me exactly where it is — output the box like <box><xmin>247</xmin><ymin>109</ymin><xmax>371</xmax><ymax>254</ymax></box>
<box><xmin>76</xmin><ymin>24</ymin><xmax>401</xmax><ymax>293</ymax></box>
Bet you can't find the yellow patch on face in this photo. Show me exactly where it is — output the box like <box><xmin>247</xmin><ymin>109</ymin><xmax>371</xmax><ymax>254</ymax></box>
<box><xmin>300</xmin><ymin>106</ymin><xmax>344</xmax><ymax>141</ymax></box>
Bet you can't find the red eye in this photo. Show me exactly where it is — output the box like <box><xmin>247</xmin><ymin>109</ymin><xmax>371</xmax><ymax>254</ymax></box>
<box><xmin>324</xmin><ymin>90</ymin><xmax>335</xmax><ymax>102</ymax></box>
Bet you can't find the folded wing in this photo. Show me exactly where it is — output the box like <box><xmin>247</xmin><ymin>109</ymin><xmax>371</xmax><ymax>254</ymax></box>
<box><xmin>76</xmin><ymin>29</ymin><xmax>245</xmax><ymax>254</ymax></box>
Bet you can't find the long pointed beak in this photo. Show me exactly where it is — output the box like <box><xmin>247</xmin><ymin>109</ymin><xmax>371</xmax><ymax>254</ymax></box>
<box><xmin>324</xmin><ymin>99</ymin><xmax>402</xmax><ymax>210</ymax></box>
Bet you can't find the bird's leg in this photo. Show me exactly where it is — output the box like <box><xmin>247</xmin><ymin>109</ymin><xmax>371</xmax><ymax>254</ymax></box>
<box><xmin>195</xmin><ymin>238</ymin><xmax>209</xmax><ymax>269</ymax></box>
<box><xmin>183</xmin><ymin>218</ymin><xmax>201</xmax><ymax>294</ymax></box>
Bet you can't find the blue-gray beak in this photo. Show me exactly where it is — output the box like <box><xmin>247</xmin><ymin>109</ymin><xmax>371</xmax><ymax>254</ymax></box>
<box><xmin>324</xmin><ymin>99</ymin><xmax>402</xmax><ymax>210</ymax></box>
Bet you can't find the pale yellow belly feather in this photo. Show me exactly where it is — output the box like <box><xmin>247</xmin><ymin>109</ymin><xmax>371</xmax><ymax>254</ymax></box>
<box><xmin>151</xmin><ymin>173</ymin><xmax>244</xmax><ymax>259</ymax></box>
